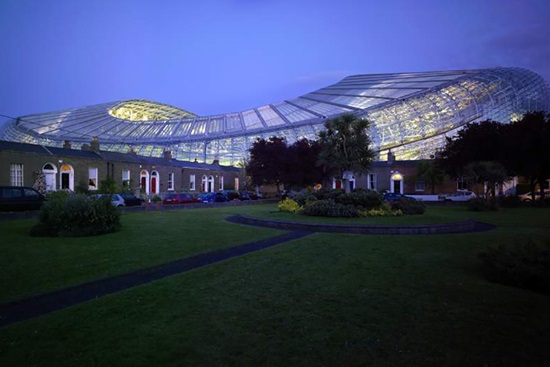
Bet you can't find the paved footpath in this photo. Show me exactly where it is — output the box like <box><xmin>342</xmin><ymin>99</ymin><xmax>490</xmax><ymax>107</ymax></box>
<box><xmin>0</xmin><ymin>230</ymin><xmax>311</xmax><ymax>328</ymax></box>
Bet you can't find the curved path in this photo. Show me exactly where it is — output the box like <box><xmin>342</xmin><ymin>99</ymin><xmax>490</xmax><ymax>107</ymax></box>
<box><xmin>0</xmin><ymin>213</ymin><xmax>494</xmax><ymax>328</ymax></box>
<box><xmin>0</xmin><ymin>230</ymin><xmax>310</xmax><ymax>328</ymax></box>
<box><xmin>226</xmin><ymin>214</ymin><xmax>495</xmax><ymax>235</ymax></box>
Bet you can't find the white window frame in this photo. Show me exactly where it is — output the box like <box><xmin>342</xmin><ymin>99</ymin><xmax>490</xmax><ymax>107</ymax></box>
<box><xmin>415</xmin><ymin>180</ymin><xmax>425</xmax><ymax>192</ymax></box>
<box><xmin>368</xmin><ymin>173</ymin><xmax>377</xmax><ymax>190</ymax></box>
<box><xmin>234</xmin><ymin>177</ymin><xmax>239</xmax><ymax>191</ymax></box>
<box><xmin>88</xmin><ymin>167</ymin><xmax>98</xmax><ymax>190</ymax></box>
<box><xmin>190</xmin><ymin>174</ymin><xmax>196</xmax><ymax>191</ymax></box>
<box><xmin>10</xmin><ymin>163</ymin><xmax>23</xmax><ymax>186</ymax></box>
<box><xmin>219</xmin><ymin>175</ymin><xmax>224</xmax><ymax>191</ymax></box>
<box><xmin>122</xmin><ymin>169</ymin><xmax>131</xmax><ymax>188</ymax></box>
<box><xmin>168</xmin><ymin>172</ymin><xmax>175</xmax><ymax>191</ymax></box>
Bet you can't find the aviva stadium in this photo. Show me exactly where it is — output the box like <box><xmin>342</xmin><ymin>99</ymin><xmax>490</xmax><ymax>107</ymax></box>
<box><xmin>1</xmin><ymin>67</ymin><xmax>549</xmax><ymax>165</ymax></box>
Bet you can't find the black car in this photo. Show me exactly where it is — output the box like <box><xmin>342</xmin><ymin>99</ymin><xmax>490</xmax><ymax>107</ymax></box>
<box><xmin>0</xmin><ymin>186</ymin><xmax>46</xmax><ymax>211</ymax></box>
<box><xmin>120</xmin><ymin>193</ymin><xmax>144</xmax><ymax>207</ymax></box>
<box><xmin>220</xmin><ymin>190</ymin><xmax>240</xmax><ymax>201</ymax></box>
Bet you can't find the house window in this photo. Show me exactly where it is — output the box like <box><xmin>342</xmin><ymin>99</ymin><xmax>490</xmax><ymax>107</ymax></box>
<box><xmin>89</xmin><ymin>167</ymin><xmax>98</xmax><ymax>190</ymax></box>
<box><xmin>10</xmin><ymin>163</ymin><xmax>23</xmax><ymax>186</ymax></box>
<box><xmin>415</xmin><ymin>180</ymin><xmax>425</xmax><ymax>192</ymax></box>
<box><xmin>10</xmin><ymin>163</ymin><xmax>24</xmax><ymax>186</ymax></box>
<box><xmin>368</xmin><ymin>173</ymin><xmax>376</xmax><ymax>190</ymax></box>
<box><xmin>234</xmin><ymin>177</ymin><xmax>239</xmax><ymax>191</ymax></box>
<box><xmin>190</xmin><ymin>174</ymin><xmax>196</xmax><ymax>191</ymax></box>
<box><xmin>457</xmin><ymin>176</ymin><xmax>467</xmax><ymax>190</ymax></box>
<box><xmin>219</xmin><ymin>176</ymin><xmax>224</xmax><ymax>190</ymax></box>
<box><xmin>168</xmin><ymin>172</ymin><xmax>175</xmax><ymax>191</ymax></box>
<box><xmin>122</xmin><ymin>169</ymin><xmax>131</xmax><ymax>188</ymax></box>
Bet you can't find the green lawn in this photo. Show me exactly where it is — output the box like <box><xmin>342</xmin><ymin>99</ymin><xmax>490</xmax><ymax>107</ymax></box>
<box><xmin>1</xmin><ymin>204</ymin><xmax>550</xmax><ymax>366</ymax></box>
<box><xmin>0</xmin><ymin>205</ymin><xmax>286</xmax><ymax>303</ymax></box>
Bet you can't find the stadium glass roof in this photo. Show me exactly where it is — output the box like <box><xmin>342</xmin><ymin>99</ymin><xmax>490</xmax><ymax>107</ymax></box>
<box><xmin>1</xmin><ymin>67</ymin><xmax>549</xmax><ymax>165</ymax></box>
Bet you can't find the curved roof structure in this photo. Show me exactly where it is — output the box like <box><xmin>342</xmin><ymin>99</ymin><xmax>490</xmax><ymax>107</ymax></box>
<box><xmin>1</xmin><ymin>67</ymin><xmax>549</xmax><ymax>164</ymax></box>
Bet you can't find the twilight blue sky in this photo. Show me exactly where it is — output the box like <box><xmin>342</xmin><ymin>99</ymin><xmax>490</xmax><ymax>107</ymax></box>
<box><xmin>1</xmin><ymin>0</ymin><xmax>549</xmax><ymax>118</ymax></box>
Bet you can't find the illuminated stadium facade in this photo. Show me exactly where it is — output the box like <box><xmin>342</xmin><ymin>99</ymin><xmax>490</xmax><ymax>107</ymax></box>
<box><xmin>1</xmin><ymin>67</ymin><xmax>549</xmax><ymax>165</ymax></box>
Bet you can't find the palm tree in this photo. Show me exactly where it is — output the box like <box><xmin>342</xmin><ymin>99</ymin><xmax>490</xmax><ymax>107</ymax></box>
<box><xmin>317</xmin><ymin>113</ymin><xmax>375</xmax><ymax>193</ymax></box>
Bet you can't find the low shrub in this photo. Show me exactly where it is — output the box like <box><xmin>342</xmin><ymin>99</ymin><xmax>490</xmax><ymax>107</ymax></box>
<box><xmin>391</xmin><ymin>197</ymin><xmax>425</xmax><ymax>215</ymax></box>
<box><xmin>338</xmin><ymin>190</ymin><xmax>384</xmax><ymax>210</ymax></box>
<box><xmin>358</xmin><ymin>208</ymin><xmax>403</xmax><ymax>217</ymax></box>
<box><xmin>291</xmin><ymin>192</ymin><xmax>317</xmax><ymax>207</ymax></box>
<box><xmin>278</xmin><ymin>198</ymin><xmax>302</xmax><ymax>214</ymax></box>
<box><xmin>467</xmin><ymin>197</ymin><xmax>498</xmax><ymax>211</ymax></box>
<box><xmin>30</xmin><ymin>193</ymin><xmax>121</xmax><ymax>237</ymax></box>
<box><xmin>302</xmin><ymin>199</ymin><xmax>357</xmax><ymax>218</ymax></box>
<box><xmin>499</xmin><ymin>195</ymin><xmax>521</xmax><ymax>208</ymax></box>
<box><xmin>479</xmin><ymin>238</ymin><xmax>550</xmax><ymax>294</ymax></box>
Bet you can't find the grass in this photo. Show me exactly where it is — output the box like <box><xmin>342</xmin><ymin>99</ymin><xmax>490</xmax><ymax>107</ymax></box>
<box><xmin>1</xmin><ymin>204</ymin><xmax>550</xmax><ymax>366</ymax></box>
<box><xmin>0</xmin><ymin>205</ymin><xmax>285</xmax><ymax>303</ymax></box>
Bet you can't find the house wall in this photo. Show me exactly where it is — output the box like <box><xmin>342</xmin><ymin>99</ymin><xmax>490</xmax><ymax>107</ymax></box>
<box><xmin>0</xmin><ymin>148</ymin><xmax>237</xmax><ymax>195</ymax></box>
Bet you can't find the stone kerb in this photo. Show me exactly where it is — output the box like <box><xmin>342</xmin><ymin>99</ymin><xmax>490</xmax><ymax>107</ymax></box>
<box><xmin>227</xmin><ymin>215</ymin><xmax>494</xmax><ymax>235</ymax></box>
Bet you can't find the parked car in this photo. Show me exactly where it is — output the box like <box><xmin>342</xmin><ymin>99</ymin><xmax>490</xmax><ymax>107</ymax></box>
<box><xmin>518</xmin><ymin>190</ymin><xmax>550</xmax><ymax>202</ymax></box>
<box><xmin>200</xmin><ymin>192</ymin><xmax>229</xmax><ymax>203</ymax></box>
<box><xmin>220</xmin><ymin>190</ymin><xmax>241</xmax><ymax>201</ymax></box>
<box><xmin>90</xmin><ymin>194</ymin><xmax>126</xmax><ymax>207</ymax></box>
<box><xmin>163</xmin><ymin>192</ymin><xmax>201</xmax><ymax>205</ymax></box>
<box><xmin>120</xmin><ymin>193</ymin><xmax>144</xmax><ymax>207</ymax></box>
<box><xmin>444</xmin><ymin>191</ymin><xmax>476</xmax><ymax>202</ymax></box>
<box><xmin>383</xmin><ymin>192</ymin><xmax>405</xmax><ymax>201</ymax></box>
<box><xmin>238</xmin><ymin>190</ymin><xmax>261</xmax><ymax>200</ymax></box>
<box><xmin>0</xmin><ymin>186</ymin><xmax>46</xmax><ymax>211</ymax></box>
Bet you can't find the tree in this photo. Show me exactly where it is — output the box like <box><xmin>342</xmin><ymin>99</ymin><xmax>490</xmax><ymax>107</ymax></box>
<box><xmin>317</xmin><ymin>113</ymin><xmax>375</xmax><ymax>193</ymax></box>
<box><xmin>245</xmin><ymin>136</ymin><xmax>289</xmax><ymax>194</ymax></box>
<box><xmin>505</xmin><ymin>111</ymin><xmax>550</xmax><ymax>205</ymax></box>
<box><xmin>438</xmin><ymin>120</ymin><xmax>506</xmax><ymax>178</ymax></box>
<box><xmin>285</xmin><ymin>138</ymin><xmax>325</xmax><ymax>188</ymax></box>
<box><xmin>416</xmin><ymin>160</ymin><xmax>446</xmax><ymax>194</ymax></box>
<box><xmin>464</xmin><ymin>161</ymin><xmax>508</xmax><ymax>204</ymax></box>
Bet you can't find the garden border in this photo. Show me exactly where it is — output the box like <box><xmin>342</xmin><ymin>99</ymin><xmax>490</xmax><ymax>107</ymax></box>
<box><xmin>226</xmin><ymin>214</ymin><xmax>495</xmax><ymax>235</ymax></box>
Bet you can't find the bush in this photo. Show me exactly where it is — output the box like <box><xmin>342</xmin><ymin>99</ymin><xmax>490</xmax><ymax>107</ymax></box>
<box><xmin>291</xmin><ymin>192</ymin><xmax>318</xmax><ymax>207</ymax></box>
<box><xmin>302</xmin><ymin>199</ymin><xmax>358</xmax><ymax>217</ymax></box>
<box><xmin>391</xmin><ymin>197</ymin><xmax>425</xmax><ymax>215</ymax></box>
<box><xmin>479</xmin><ymin>238</ymin><xmax>550</xmax><ymax>294</ymax></box>
<box><xmin>499</xmin><ymin>195</ymin><xmax>521</xmax><ymax>208</ymax></box>
<box><xmin>338</xmin><ymin>190</ymin><xmax>384</xmax><ymax>210</ymax></box>
<box><xmin>30</xmin><ymin>193</ymin><xmax>121</xmax><ymax>237</ymax></box>
<box><xmin>278</xmin><ymin>198</ymin><xmax>302</xmax><ymax>214</ymax></box>
<box><xmin>467</xmin><ymin>197</ymin><xmax>498</xmax><ymax>211</ymax></box>
<box><xmin>358</xmin><ymin>208</ymin><xmax>403</xmax><ymax>217</ymax></box>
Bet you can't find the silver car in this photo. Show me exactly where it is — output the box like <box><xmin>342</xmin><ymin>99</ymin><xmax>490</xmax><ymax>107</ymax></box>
<box><xmin>444</xmin><ymin>191</ymin><xmax>476</xmax><ymax>202</ymax></box>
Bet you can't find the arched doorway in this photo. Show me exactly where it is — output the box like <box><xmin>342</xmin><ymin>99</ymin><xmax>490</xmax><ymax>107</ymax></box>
<box><xmin>140</xmin><ymin>170</ymin><xmax>150</xmax><ymax>194</ymax></box>
<box><xmin>42</xmin><ymin>163</ymin><xmax>57</xmax><ymax>192</ymax></box>
<box><xmin>150</xmin><ymin>171</ymin><xmax>160</xmax><ymax>194</ymax></box>
<box><xmin>390</xmin><ymin>172</ymin><xmax>403</xmax><ymax>194</ymax></box>
<box><xmin>60</xmin><ymin>164</ymin><xmax>74</xmax><ymax>191</ymax></box>
<box><xmin>208</xmin><ymin>175</ymin><xmax>215</xmax><ymax>192</ymax></box>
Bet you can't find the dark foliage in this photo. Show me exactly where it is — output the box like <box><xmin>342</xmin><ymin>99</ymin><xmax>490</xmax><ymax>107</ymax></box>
<box><xmin>30</xmin><ymin>193</ymin><xmax>121</xmax><ymax>237</ymax></box>
<box><xmin>479</xmin><ymin>238</ymin><xmax>550</xmax><ymax>294</ymax></box>
<box><xmin>318</xmin><ymin>113</ymin><xmax>375</xmax><ymax>192</ymax></box>
<box><xmin>467</xmin><ymin>197</ymin><xmax>497</xmax><ymax>212</ymax></box>
<box><xmin>286</xmin><ymin>138</ymin><xmax>325</xmax><ymax>187</ymax></box>
<box><xmin>336</xmin><ymin>190</ymin><xmax>384</xmax><ymax>210</ymax></box>
<box><xmin>246</xmin><ymin>137</ymin><xmax>325</xmax><ymax>193</ymax></box>
<box><xmin>390</xmin><ymin>197</ymin><xmax>425</xmax><ymax>215</ymax></box>
<box><xmin>499</xmin><ymin>195</ymin><xmax>521</xmax><ymax>208</ymax></box>
<box><xmin>301</xmin><ymin>199</ymin><xmax>358</xmax><ymax>218</ymax></box>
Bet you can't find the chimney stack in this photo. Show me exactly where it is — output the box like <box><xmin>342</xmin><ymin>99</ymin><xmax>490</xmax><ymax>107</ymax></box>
<box><xmin>90</xmin><ymin>137</ymin><xmax>100</xmax><ymax>152</ymax></box>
